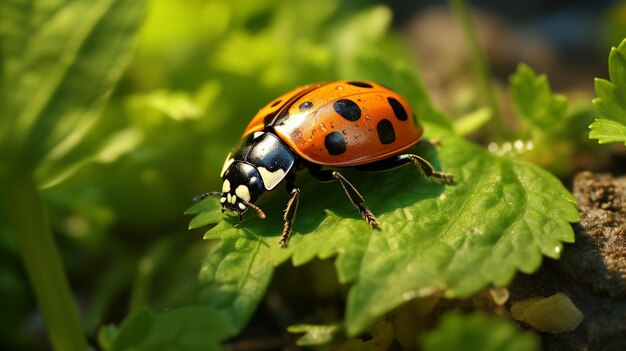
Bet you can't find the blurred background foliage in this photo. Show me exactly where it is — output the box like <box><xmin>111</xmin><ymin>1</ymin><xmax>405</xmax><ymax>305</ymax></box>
<box><xmin>1</xmin><ymin>0</ymin><xmax>624</xmax><ymax>349</ymax></box>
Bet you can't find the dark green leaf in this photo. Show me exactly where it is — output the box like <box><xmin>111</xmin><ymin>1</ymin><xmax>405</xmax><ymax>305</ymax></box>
<box><xmin>110</xmin><ymin>307</ymin><xmax>235</xmax><ymax>351</ymax></box>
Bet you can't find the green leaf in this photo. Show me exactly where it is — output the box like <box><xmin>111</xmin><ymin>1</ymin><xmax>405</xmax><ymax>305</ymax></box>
<box><xmin>590</xmin><ymin>38</ymin><xmax>626</xmax><ymax>145</ymax></box>
<box><xmin>453</xmin><ymin>107</ymin><xmax>492</xmax><ymax>136</ymax></box>
<box><xmin>98</xmin><ymin>324</ymin><xmax>119</xmax><ymax>351</ymax></box>
<box><xmin>0</xmin><ymin>0</ymin><xmax>144</xmax><ymax>173</ymax></box>
<box><xmin>589</xmin><ymin>118</ymin><xmax>626</xmax><ymax>145</ymax></box>
<box><xmin>287</xmin><ymin>323</ymin><xmax>342</xmax><ymax>346</ymax></box>
<box><xmin>510</xmin><ymin>63</ymin><xmax>568</xmax><ymax>133</ymax></box>
<box><xmin>188</xmin><ymin>124</ymin><xmax>578</xmax><ymax>335</ymax></box>
<box><xmin>421</xmin><ymin>312</ymin><xmax>539</xmax><ymax>351</ymax></box>
<box><xmin>109</xmin><ymin>307</ymin><xmax>236</xmax><ymax>351</ymax></box>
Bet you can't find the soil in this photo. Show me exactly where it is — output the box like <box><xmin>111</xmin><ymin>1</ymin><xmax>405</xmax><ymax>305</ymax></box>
<box><xmin>509</xmin><ymin>171</ymin><xmax>626</xmax><ymax>351</ymax></box>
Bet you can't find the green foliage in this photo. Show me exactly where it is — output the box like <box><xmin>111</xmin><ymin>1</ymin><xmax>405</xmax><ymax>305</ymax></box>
<box><xmin>590</xmin><ymin>38</ymin><xmax>626</xmax><ymax>145</ymax></box>
<box><xmin>0</xmin><ymin>0</ymin><xmax>144</xmax><ymax>176</ymax></box>
<box><xmin>589</xmin><ymin>119</ymin><xmax>626</xmax><ymax>144</ymax></box>
<box><xmin>0</xmin><ymin>1</ymin><xmax>144</xmax><ymax>350</ymax></box>
<box><xmin>421</xmin><ymin>312</ymin><xmax>539</xmax><ymax>351</ymax></box>
<box><xmin>102</xmin><ymin>307</ymin><xmax>236</xmax><ymax>351</ymax></box>
<box><xmin>189</xmin><ymin>122</ymin><xmax>578</xmax><ymax>335</ymax></box>
<box><xmin>453</xmin><ymin>108</ymin><xmax>492</xmax><ymax>136</ymax></box>
<box><xmin>510</xmin><ymin>64</ymin><xmax>568</xmax><ymax>133</ymax></box>
<box><xmin>499</xmin><ymin>63</ymin><xmax>598</xmax><ymax>175</ymax></box>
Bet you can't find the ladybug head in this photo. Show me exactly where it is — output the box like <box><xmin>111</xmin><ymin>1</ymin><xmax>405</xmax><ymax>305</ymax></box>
<box><xmin>193</xmin><ymin>161</ymin><xmax>267</xmax><ymax>221</ymax></box>
<box><xmin>221</xmin><ymin>161</ymin><xmax>267</xmax><ymax>218</ymax></box>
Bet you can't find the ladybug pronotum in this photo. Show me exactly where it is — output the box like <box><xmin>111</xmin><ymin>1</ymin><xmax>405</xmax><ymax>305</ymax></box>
<box><xmin>195</xmin><ymin>80</ymin><xmax>453</xmax><ymax>247</ymax></box>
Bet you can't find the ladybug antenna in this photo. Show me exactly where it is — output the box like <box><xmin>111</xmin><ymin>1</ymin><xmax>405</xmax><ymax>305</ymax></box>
<box><xmin>193</xmin><ymin>191</ymin><xmax>223</xmax><ymax>202</ymax></box>
<box><xmin>245</xmin><ymin>201</ymin><xmax>266</xmax><ymax>220</ymax></box>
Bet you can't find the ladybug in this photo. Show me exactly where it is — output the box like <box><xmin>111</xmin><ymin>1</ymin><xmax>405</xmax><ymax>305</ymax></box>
<box><xmin>194</xmin><ymin>80</ymin><xmax>452</xmax><ymax>247</ymax></box>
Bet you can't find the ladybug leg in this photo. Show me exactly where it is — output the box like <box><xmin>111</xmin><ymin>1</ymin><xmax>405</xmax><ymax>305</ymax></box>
<box><xmin>355</xmin><ymin>154</ymin><xmax>453</xmax><ymax>184</ymax></box>
<box><xmin>279</xmin><ymin>187</ymin><xmax>300</xmax><ymax>247</ymax></box>
<box><xmin>406</xmin><ymin>154</ymin><xmax>453</xmax><ymax>184</ymax></box>
<box><xmin>279</xmin><ymin>171</ymin><xmax>299</xmax><ymax>247</ymax></box>
<box><xmin>309</xmin><ymin>167</ymin><xmax>378</xmax><ymax>228</ymax></box>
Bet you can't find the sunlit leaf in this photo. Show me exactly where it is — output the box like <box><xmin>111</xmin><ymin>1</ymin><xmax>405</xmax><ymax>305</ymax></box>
<box><xmin>287</xmin><ymin>323</ymin><xmax>342</xmax><ymax>346</ymax></box>
<box><xmin>0</xmin><ymin>0</ymin><xmax>144</xmax><ymax>174</ymax></box>
<box><xmin>510</xmin><ymin>63</ymin><xmax>567</xmax><ymax>133</ymax></box>
<box><xmin>589</xmin><ymin>118</ymin><xmax>626</xmax><ymax>145</ymax></box>
<box><xmin>590</xmin><ymin>38</ymin><xmax>626</xmax><ymax>145</ymax></box>
<box><xmin>453</xmin><ymin>107</ymin><xmax>492</xmax><ymax>136</ymax></box>
<box><xmin>188</xmin><ymin>123</ymin><xmax>578</xmax><ymax>335</ymax></box>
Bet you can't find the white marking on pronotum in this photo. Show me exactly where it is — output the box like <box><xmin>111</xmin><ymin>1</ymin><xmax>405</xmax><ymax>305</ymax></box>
<box><xmin>227</xmin><ymin>193</ymin><xmax>232</xmax><ymax>204</ymax></box>
<box><xmin>220</xmin><ymin>154</ymin><xmax>234</xmax><ymax>177</ymax></box>
<box><xmin>222</xmin><ymin>179</ymin><xmax>231</xmax><ymax>193</ymax></box>
<box><xmin>235</xmin><ymin>185</ymin><xmax>251</xmax><ymax>202</ymax></box>
<box><xmin>238</xmin><ymin>202</ymin><xmax>247</xmax><ymax>211</ymax></box>
<box><xmin>253</xmin><ymin>131</ymin><xmax>264</xmax><ymax>139</ymax></box>
<box><xmin>220</xmin><ymin>197</ymin><xmax>226</xmax><ymax>204</ymax></box>
<box><xmin>257</xmin><ymin>167</ymin><xmax>286</xmax><ymax>190</ymax></box>
<box><xmin>229</xmin><ymin>195</ymin><xmax>237</xmax><ymax>204</ymax></box>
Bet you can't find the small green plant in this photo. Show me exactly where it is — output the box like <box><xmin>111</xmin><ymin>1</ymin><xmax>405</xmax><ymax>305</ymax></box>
<box><xmin>589</xmin><ymin>38</ymin><xmax>626</xmax><ymax>145</ymax></box>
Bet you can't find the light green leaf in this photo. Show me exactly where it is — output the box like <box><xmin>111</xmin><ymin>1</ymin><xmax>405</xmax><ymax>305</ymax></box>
<box><xmin>510</xmin><ymin>63</ymin><xmax>568</xmax><ymax>132</ymax></box>
<box><xmin>590</xmin><ymin>38</ymin><xmax>626</xmax><ymax>145</ymax></box>
<box><xmin>0</xmin><ymin>0</ymin><xmax>144</xmax><ymax>173</ymax></box>
<box><xmin>453</xmin><ymin>107</ymin><xmax>492</xmax><ymax>136</ymax></box>
<box><xmin>589</xmin><ymin>118</ymin><xmax>626</xmax><ymax>145</ymax></box>
<box><xmin>37</xmin><ymin>128</ymin><xmax>143</xmax><ymax>188</ymax></box>
<box><xmin>287</xmin><ymin>323</ymin><xmax>342</xmax><ymax>346</ymax></box>
<box><xmin>188</xmin><ymin>124</ymin><xmax>578</xmax><ymax>335</ymax></box>
<box><xmin>421</xmin><ymin>312</ymin><xmax>539</xmax><ymax>351</ymax></box>
<box><xmin>108</xmin><ymin>307</ymin><xmax>236</xmax><ymax>351</ymax></box>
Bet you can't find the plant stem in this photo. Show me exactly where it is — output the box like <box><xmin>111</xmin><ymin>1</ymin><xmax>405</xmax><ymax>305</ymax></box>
<box><xmin>1</xmin><ymin>173</ymin><xmax>87</xmax><ymax>351</ymax></box>
<box><xmin>448</xmin><ymin>0</ymin><xmax>505</xmax><ymax>136</ymax></box>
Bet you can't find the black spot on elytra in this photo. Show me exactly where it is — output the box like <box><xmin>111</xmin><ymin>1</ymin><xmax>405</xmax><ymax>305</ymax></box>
<box><xmin>299</xmin><ymin>101</ymin><xmax>313</xmax><ymax>111</ymax></box>
<box><xmin>334</xmin><ymin>99</ymin><xmax>361</xmax><ymax>121</ymax></box>
<box><xmin>377</xmin><ymin>119</ymin><xmax>396</xmax><ymax>144</ymax></box>
<box><xmin>324</xmin><ymin>131</ymin><xmax>346</xmax><ymax>155</ymax></box>
<box><xmin>270</xmin><ymin>100</ymin><xmax>282</xmax><ymax>107</ymax></box>
<box><xmin>347</xmin><ymin>81</ymin><xmax>373</xmax><ymax>88</ymax></box>
<box><xmin>387</xmin><ymin>97</ymin><xmax>408</xmax><ymax>121</ymax></box>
